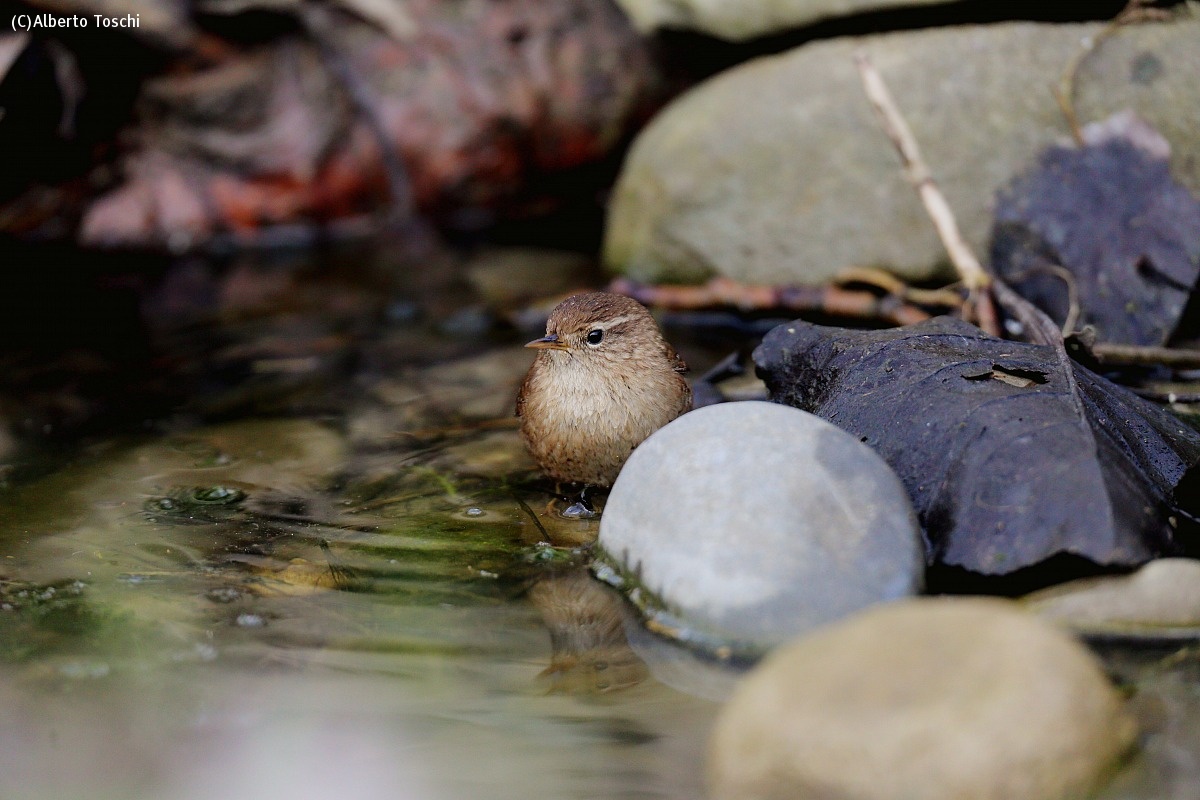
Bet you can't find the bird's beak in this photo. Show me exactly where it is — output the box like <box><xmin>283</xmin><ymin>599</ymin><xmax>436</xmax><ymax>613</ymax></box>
<box><xmin>525</xmin><ymin>334</ymin><xmax>569</xmax><ymax>351</ymax></box>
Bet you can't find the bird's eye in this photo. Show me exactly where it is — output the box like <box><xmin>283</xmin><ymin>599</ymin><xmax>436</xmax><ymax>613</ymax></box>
<box><xmin>585</xmin><ymin>329</ymin><xmax>604</xmax><ymax>346</ymax></box>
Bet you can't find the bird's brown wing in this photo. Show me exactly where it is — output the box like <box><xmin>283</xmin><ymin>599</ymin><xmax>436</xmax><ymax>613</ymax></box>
<box><xmin>678</xmin><ymin>374</ymin><xmax>694</xmax><ymax>413</ymax></box>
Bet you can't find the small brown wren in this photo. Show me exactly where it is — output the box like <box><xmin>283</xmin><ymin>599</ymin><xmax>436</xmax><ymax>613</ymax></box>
<box><xmin>516</xmin><ymin>292</ymin><xmax>692</xmax><ymax>513</ymax></box>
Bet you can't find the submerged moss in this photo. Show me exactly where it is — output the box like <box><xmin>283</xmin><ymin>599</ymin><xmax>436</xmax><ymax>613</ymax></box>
<box><xmin>0</xmin><ymin>579</ymin><xmax>148</xmax><ymax>666</ymax></box>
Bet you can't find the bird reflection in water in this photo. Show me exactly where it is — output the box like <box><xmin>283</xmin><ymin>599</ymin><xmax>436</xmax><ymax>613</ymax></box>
<box><xmin>526</xmin><ymin>568</ymin><xmax>648</xmax><ymax>694</ymax></box>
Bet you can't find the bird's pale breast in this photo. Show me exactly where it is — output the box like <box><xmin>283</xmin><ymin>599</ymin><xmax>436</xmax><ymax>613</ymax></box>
<box><xmin>519</xmin><ymin>351</ymin><xmax>688</xmax><ymax>487</ymax></box>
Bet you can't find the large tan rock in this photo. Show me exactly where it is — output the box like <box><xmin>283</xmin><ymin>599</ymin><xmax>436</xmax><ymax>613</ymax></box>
<box><xmin>708</xmin><ymin>597</ymin><xmax>1136</xmax><ymax>800</ymax></box>
<box><xmin>604</xmin><ymin>13</ymin><xmax>1200</xmax><ymax>285</ymax></box>
<box><xmin>614</xmin><ymin>0</ymin><xmax>951</xmax><ymax>41</ymax></box>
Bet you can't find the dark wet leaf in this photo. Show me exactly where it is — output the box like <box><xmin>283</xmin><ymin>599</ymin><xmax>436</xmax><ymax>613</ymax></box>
<box><xmin>754</xmin><ymin>316</ymin><xmax>1200</xmax><ymax>575</ymax></box>
<box><xmin>991</xmin><ymin>130</ymin><xmax>1200</xmax><ymax>346</ymax></box>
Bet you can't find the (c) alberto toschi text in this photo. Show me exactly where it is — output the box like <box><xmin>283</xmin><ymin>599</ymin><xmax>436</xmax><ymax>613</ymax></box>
<box><xmin>11</xmin><ymin>13</ymin><xmax>141</xmax><ymax>31</ymax></box>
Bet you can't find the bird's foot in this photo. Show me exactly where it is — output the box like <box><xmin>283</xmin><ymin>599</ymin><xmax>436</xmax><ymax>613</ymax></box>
<box><xmin>557</xmin><ymin>485</ymin><xmax>598</xmax><ymax>519</ymax></box>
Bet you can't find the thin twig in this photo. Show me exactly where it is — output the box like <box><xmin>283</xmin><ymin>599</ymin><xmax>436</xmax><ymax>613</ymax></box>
<box><xmin>833</xmin><ymin>266</ymin><xmax>965</xmax><ymax>308</ymax></box>
<box><xmin>610</xmin><ymin>276</ymin><xmax>933</xmax><ymax>327</ymax></box>
<box><xmin>1054</xmin><ymin>0</ymin><xmax>1173</xmax><ymax>145</ymax></box>
<box><xmin>1091</xmin><ymin>344</ymin><xmax>1200</xmax><ymax>370</ymax></box>
<box><xmin>1130</xmin><ymin>386</ymin><xmax>1200</xmax><ymax>404</ymax></box>
<box><xmin>853</xmin><ymin>52</ymin><xmax>1000</xmax><ymax>336</ymax></box>
<box><xmin>514</xmin><ymin>493</ymin><xmax>550</xmax><ymax>540</ymax></box>
<box><xmin>1004</xmin><ymin>262</ymin><xmax>1082</xmax><ymax>335</ymax></box>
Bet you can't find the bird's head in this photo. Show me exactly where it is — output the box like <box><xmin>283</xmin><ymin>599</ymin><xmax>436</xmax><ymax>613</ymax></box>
<box><xmin>525</xmin><ymin>292</ymin><xmax>662</xmax><ymax>367</ymax></box>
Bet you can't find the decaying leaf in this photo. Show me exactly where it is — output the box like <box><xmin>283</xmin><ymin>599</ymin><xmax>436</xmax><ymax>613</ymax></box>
<box><xmin>73</xmin><ymin>0</ymin><xmax>661</xmax><ymax>248</ymax></box>
<box><xmin>754</xmin><ymin>316</ymin><xmax>1200</xmax><ymax>575</ymax></box>
<box><xmin>991</xmin><ymin>119</ymin><xmax>1200</xmax><ymax>346</ymax></box>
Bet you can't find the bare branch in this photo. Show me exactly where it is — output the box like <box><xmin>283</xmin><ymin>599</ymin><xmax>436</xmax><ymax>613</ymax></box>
<box><xmin>854</xmin><ymin>53</ymin><xmax>987</xmax><ymax>290</ymax></box>
<box><xmin>610</xmin><ymin>276</ymin><xmax>934</xmax><ymax>327</ymax></box>
<box><xmin>853</xmin><ymin>52</ymin><xmax>998</xmax><ymax>335</ymax></box>
<box><xmin>1054</xmin><ymin>0</ymin><xmax>1174</xmax><ymax>144</ymax></box>
<box><xmin>1091</xmin><ymin>344</ymin><xmax>1200</xmax><ymax>370</ymax></box>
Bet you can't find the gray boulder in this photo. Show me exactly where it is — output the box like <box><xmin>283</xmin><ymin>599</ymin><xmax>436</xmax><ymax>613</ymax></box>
<box><xmin>596</xmin><ymin>400</ymin><xmax>923</xmax><ymax>656</ymax></box>
<box><xmin>604</xmin><ymin>16</ymin><xmax>1200</xmax><ymax>286</ymax></box>
<box><xmin>614</xmin><ymin>0</ymin><xmax>950</xmax><ymax>42</ymax></box>
<box><xmin>709</xmin><ymin>598</ymin><xmax>1137</xmax><ymax>800</ymax></box>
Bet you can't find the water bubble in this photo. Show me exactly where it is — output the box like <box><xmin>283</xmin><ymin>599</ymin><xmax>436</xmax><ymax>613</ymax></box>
<box><xmin>192</xmin><ymin>486</ymin><xmax>247</xmax><ymax>504</ymax></box>
<box><xmin>235</xmin><ymin>613</ymin><xmax>266</xmax><ymax>628</ymax></box>
<box><xmin>465</xmin><ymin>507</ymin><xmax>485</xmax><ymax>517</ymax></box>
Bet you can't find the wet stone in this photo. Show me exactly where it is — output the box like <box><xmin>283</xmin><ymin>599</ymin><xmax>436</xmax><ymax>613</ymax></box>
<box><xmin>597</xmin><ymin>400</ymin><xmax>923</xmax><ymax>656</ymax></box>
<box><xmin>709</xmin><ymin>598</ymin><xmax>1137</xmax><ymax>800</ymax></box>
<box><xmin>1023</xmin><ymin>558</ymin><xmax>1200</xmax><ymax>640</ymax></box>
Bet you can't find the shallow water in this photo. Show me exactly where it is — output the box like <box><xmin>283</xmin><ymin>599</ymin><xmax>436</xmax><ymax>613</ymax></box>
<box><xmin>1</xmin><ymin>242</ymin><xmax>1197</xmax><ymax>800</ymax></box>
<box><xmin>0</xmin><ymin>242</ymin><xmax>731</xmax><ymax>800</ymax></box>
<box><xmin>0</xmin><ymin>419</ymin><xmax>720</xmax><ymax>800</ymax></box>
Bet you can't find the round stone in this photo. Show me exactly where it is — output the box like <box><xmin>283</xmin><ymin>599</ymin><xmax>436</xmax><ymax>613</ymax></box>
<box><xmin>598</xmin><ymin>400</ymin><xmax>923</xmax><ymax>654</ymax></box>
<box><xmin>708</xmin><ymin>598</ymin><xmax>1137</xmax><ymax>800</ymax></box>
